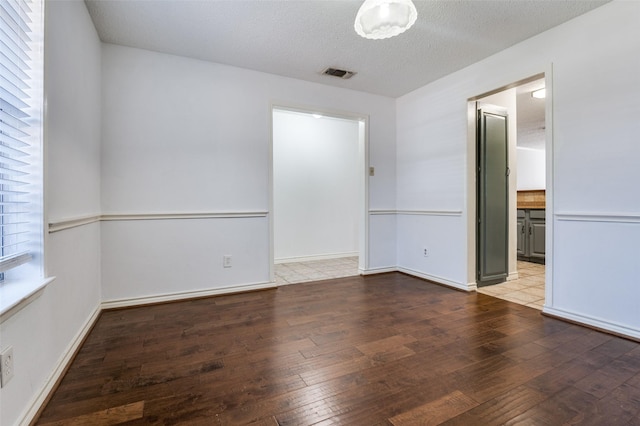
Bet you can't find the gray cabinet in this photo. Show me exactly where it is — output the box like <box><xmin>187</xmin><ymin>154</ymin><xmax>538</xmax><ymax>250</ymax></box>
<box><xmin>517</xmin><ymin>209</ymin><xmax>545</xmax><ymax>263</ymax></box>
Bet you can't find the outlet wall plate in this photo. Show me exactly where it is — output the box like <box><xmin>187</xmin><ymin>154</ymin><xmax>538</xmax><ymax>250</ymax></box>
<box><xmin>1</xmin><ymin>346</ymin><xmax>14</xmax><ymax>387</ymax></box>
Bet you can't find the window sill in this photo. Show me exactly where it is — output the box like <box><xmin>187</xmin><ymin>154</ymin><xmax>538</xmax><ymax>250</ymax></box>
<box><xmin>0</xmin><ymin>276</ymin><xmax>56</xmax><ymax>324</ymax></box>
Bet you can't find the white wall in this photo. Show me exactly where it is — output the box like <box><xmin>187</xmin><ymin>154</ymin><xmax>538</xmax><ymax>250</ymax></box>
<box><xmin>396</xmin><ymin>1</ymin><xmax>640</xmax><ymax>337</ymax></box>
<box><xmin>0</xmin><ymin>1</ymin><xmax>102</xmax><ymax>425</ymax></box>
<box><xmin>517</xmin><ymin>147</ymin><xmax>546</xmax><ymax>190</ymax></box>
<box><xmin>100</xmin><ymin>44</ymin><xmax>396</xmax><ymax>302</ymax></box>
<box><xmin>273</xmin><ymin>110</ymin><xmax>360</xmax><ymax>261</ymax></box>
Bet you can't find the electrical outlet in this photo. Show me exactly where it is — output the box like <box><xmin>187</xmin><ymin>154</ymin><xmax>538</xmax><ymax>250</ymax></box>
<box><xmin>423</xmin><ymin>248</ymin><xmax>429</xmax><ymax>257</ymax></box>
<box><xmin>223</xmin><ymin>255</ymin><xmax>232</xmax><ymax>268</ymax></box>
<box><xmin>1</xmin><ymin>346</ymin><xmax>14</xmax><ymax>387</ymax></box>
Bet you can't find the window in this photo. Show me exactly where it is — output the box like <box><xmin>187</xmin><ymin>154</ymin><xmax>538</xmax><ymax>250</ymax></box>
<box><xmin>0</xmin><ymin>0</ymin><xmax>43</xmax><ymax>283</ymax></box>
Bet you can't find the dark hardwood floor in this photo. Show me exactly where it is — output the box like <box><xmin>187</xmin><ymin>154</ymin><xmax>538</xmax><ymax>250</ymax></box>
<box><xmin>35</xmin><ymin>273</ymin><xmax>640</xmax><ymax>425</ymax></box>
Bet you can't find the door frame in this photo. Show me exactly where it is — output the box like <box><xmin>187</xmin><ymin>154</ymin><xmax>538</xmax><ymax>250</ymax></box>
<box><xmin>465</xmin><ymin>68</ymin><xmax>554</xmax><ymax>308</ymax></box>
<box><xmin>269</xmin><ymin>103</ymin><xmax>370</xmax><ymax>283</ymax></box>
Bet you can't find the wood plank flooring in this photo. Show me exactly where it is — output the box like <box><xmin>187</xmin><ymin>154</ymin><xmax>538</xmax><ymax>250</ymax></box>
<box><xmin>35</xmin><ymin>273</ymin><xmax>640</xmax><ymax>425</ymax></box>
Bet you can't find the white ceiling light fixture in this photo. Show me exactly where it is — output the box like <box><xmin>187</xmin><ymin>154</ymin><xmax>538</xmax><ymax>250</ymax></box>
<box><xmin>354</xmin><ymin>0</ymin><xmax>418</xmax><ymax>40</ymax></box>
<box><xmin>531</xmin><ymin>88</ymin><xmax>546</xmax><ymax>99</ymax></box>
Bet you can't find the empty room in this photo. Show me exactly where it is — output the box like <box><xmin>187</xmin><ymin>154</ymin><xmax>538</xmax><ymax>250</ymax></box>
<box><xmin>1</xmin><ymin>0</ymin><xmax>639</xmax><ymax>424</ymax></box>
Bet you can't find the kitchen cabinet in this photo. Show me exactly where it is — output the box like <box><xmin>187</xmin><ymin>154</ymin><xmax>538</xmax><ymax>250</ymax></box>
<box><xmin>517</xmin><ymin>209</ymin><xmax>545</xmax><ymax>263</ymax></box>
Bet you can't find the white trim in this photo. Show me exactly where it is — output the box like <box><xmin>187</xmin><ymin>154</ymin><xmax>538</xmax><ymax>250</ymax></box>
<box><xmin>555</xmin><ymin>212</ymin><xmax>640</xmax><ymax>223</ymax></box>
<box><xmin>101</xmin><ymin>280</ymin><xmax>277</xmax><ymax>310</ymax></box>
<box><xmin>48</xmin><ymin>212</ymin><xmax>269</xmax><ymax>233</ymax></box>
<box><xmin>369</xmin><ymin>209</ymin><xmax>463</xmax><ymax>216</ymax></box>
<box><xmin>396</xmin><ymin>209</ymin><xmax>463</xmax><ymax>216</ymax></box>
<box><xmin>544</xmin><ymin>65</ymin><xmax>555</xmax><ymax>308</ymax></box>
<box><xmin>101</xmin><ymin>212</ymin><xmax>268</xmax><ymax>221</ymax></box>
<box><xmin>369</xmin><ymin>210</ymin><xmax>397</xmax><ymax>215</ymax></box>
<box><xmin>359</xmin><ymin>266</ymin><xmax>397</xmax><ymax>275</ymax></box>
<box><xmin>507</xmin><ymin>271</ymin><xmax>520</xmax><ymax>281</ymax></box>
<box><xmin>543</xmin><ymin>306</ymin><xmax>640</xmax><ymax>341</ymax></box>
<box><xmin>275</xmin><ymin>252</ymin><xmax>358</xmax><ymax>264</ymax></box>
<box><xmin>466</xmin><ymin>100</ymin><xmax>477</xmax><ymax>289</ymax></box>
<box><xmin>361</xmin><ymin>118</ymin><xmax>370</xmax><ymax>272</ymax></box>
<box><xmin>19</xmin><ymin>304</ymin><xmax>101</xmax><ymax>426</ymax></box>
<box><xmin>268</xmin><ymin>104</ymin><xmax>275</xmax><ymax>284</ymax></box>
<box><xmin>0</xmin><ymin>276</ymin><xmax>55</xmax><ymax>323</ymax></box>
<box><xmin>48</xmin><ymin>215</ymin><xmax>101</xmax><ymax>233</ymax></box>
<box><xmin>397</xmin><ymin>266</ymin><xmax>475</xmax><ymax>292</ymax></box>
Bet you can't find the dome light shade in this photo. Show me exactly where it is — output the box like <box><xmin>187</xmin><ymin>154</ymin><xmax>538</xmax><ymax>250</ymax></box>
<box><xmin>354</xmin><ymin>0</ymin><xmax>418</xmax><ymax>40</ymax></box>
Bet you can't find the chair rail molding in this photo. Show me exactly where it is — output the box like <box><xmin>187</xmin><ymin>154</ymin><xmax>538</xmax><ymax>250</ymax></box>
<box><xmin>49</xmin><ymin>211</ymin><xmax>269</xmax><ymax>233</ymax></box>
<box><xmin>555</xmin><ymin>212</ymin><xmax>640</xmax><ymax>223</ymax></box>
<box><xmin>369</xmin><ymin>209</ymin><xmax>463</xmax><ymax>216</ymax></box>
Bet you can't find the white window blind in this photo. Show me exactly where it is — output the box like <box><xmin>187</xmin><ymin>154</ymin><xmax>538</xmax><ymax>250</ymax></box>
<box><xmin>0</xmin><ymin>0</ymin><xmax>36</xmax><ymax>274</ymax></box>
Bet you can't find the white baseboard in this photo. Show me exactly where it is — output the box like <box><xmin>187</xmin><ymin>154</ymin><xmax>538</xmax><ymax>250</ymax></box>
<box><xmin>359</xmin><ymin>266</ymin><xmax>397</xmax><ymax>275</ymax></box>
<box><xmin>101</xmin><ymin>281</ymin><xmax>278</xmax><ymax>309</ymax></box>
<box><xmin>507</xmin><ymin>271</ymin><xmax>520</xmax><ymax>281</ymax></box>
<box><xmin>543</xmin><ymin>306</ymin><xmax>640</xmax><ymax>341</ymax></box>
<box><xmin>397</xmin><ymin>267</ymin><xmax>474</xmax><ymax>292</ymax></box>
<box><xmin>274</xmin><ymin>252</ymin><xmax>358</xmax><ymax>264</ymax></box>
<box><xmin>19</xmin><ymin>304</ymin><xmax>102</xmax><ymax>426</ymax></box>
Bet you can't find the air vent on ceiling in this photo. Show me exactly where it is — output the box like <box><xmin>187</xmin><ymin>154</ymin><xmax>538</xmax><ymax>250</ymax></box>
<box><xmin>322</xmin><ymin>67</ymin><xmax>356</xmax><ymax>80</ymax></box>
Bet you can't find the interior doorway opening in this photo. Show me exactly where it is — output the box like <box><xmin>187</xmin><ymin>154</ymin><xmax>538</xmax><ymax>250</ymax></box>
<box><xmin>468</xmin><ymin>73</ymin><xmax>550</xmax><ymax>310</ymax></box>
<box><xmin>271</xmin><ymin>107</ymin><xmax>367</xmax><ymax>285</ymax></box>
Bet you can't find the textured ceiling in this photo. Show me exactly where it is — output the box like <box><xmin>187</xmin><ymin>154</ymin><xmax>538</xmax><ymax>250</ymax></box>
<box><xmin>85</xmin><ymin>0</ymin><xmax>608</xmax><ymax>98</ymax></box>
<box><xmin>516</xmin><ymin>78</ymin><xmax>546</xmax><ymax>150</ymax></box>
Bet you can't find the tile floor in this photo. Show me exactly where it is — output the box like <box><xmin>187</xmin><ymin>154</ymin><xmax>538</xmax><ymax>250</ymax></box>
<box><xmin>276</xmin><ymin>257</ymin><xmax>545</xmax><ymax>310</ymax></box>
<box><xmin>274</xmin><ymin>256</ymin><xmax>359</xmax><ymax>285</ymax></box>
<box><xmin>477</xmin><ymin>260</ymin><xmax>546</xmax><ymax>310</ymax></box>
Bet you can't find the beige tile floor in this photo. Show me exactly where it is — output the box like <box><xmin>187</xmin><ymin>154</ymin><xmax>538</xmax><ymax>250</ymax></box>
<box><xmin>276</xmin><ymin>257</ymin><xmax>545</xmax><ymax>310</ymax></box>
<box><xmin>275</xmin><ymin>256</ymin><xmax>359</xmax><ymax>285</ymax></box>
<box><xmin>477</xmin><ymin>260</ymin><xmax>546</xmax><ymax>310</ymax></box>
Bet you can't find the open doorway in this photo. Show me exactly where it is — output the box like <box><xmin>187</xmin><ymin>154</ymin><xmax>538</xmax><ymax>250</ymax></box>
<box><xmin>471</xmin><ymin>75</ymin><xmax>548</xmax><ymax>309</ymax></box>
<box><xmin>271</xmin><ymin>107</ymin><xmax>367</xmax><ymax>285</ymax></box>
